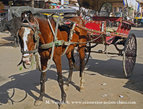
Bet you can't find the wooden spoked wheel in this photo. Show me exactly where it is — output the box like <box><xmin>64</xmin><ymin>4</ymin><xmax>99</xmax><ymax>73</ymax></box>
<box><xmin>123</xmin><ymin>34</ymin><xmax>137</xmax><ymax>78</ymax></box>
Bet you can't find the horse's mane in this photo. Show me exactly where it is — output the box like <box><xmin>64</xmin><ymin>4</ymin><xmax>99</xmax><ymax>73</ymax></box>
<box><xmin>33</xmin><ymin>13</ymin><xmax>47</xmax><ymax>20</ymax></box>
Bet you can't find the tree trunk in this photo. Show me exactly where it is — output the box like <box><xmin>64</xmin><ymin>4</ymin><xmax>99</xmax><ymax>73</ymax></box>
<box><xmin>31</xmin><ymin>0</ymin><xmax>34</xmax><ymax>7</ymax></box>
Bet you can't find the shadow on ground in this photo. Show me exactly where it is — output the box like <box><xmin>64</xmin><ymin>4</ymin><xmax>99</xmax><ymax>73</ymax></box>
<box><xmin>86</xmin><ymin>57</ymin><xmax>143</xmax><ymax>94</ymax></box>
<box><xmin>0</xmin><ymin>64</ymin><xmax>80</xmax><ymax>106</ymax></box>
<box><xmin>130</xmin><ymin>30</ymin><xmax>143</xmax><ymax>38</ymax></box>
<box><xmin>0</xmin><ymin>69</ymin><xmax>59</xmax><ymax>105</ymax></box>
<box><xmin>0</xmin><ymin>56</ymin><xmax>142</xmax><ymax>106</ymax></box>
<box><xmin>0</xmin><ymin>34</ymin><xmax>15</xmax><ymax>47</ymax></box>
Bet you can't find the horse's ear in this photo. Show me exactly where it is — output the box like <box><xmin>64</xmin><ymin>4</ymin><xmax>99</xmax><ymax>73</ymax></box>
<box><xmin>29</xmin><ymin>12</ymin><xmax>34</xmax><ymax>22</ymax></box>
<box><xmin>21</xmin><ymin>12</ymin><xmax>26</xmax><ymax>22</ymax></box>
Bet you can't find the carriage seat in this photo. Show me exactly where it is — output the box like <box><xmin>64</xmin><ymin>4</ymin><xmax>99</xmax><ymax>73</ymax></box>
<box><xmin>85</xmin><ymin>20</ymin><xmax>106</xmax><ymax>35</ymax></box>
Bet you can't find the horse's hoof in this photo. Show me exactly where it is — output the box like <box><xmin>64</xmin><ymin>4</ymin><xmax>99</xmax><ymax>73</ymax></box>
<box><xmin>63</xmin><ymin>84</ymin><xmax>69</xmax><ymax>91</ymax></box>
<box><xmin>34</xmin><ymin>99</ymin><xmax>43</xmax><ymax>106</ymax></box>
<box><xmin>58</xmin><ymin>103</ymin><xmax>66</xmax><ymax>109</ymax></box>
<box><xmin>80</xmin><ymin>86</ymin><xmax>84</xmax><ymax>92</ymax></box>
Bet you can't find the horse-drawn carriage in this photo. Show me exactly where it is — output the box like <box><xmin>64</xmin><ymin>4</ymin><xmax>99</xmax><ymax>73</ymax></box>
<box><xmin>2</xmin><ymin>0</ymin><xmax>137</xmax><ymax>107</ymax></box>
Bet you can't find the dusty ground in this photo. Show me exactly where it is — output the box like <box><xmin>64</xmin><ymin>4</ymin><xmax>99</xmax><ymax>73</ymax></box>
<box><xmin>0</xmin><ymin>27</ymin><xmax>143</xmax><ymax>109</ymax></box>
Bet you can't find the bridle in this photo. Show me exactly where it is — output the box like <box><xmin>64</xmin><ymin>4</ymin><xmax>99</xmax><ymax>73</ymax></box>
<box><xmin>19</xmin><ymin>18</ymin><xmax>40</xmax><ymax>55</ymax></box>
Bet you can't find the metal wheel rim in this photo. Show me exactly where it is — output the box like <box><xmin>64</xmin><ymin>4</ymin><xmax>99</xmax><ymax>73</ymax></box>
<box><xmin>123</xmin><ymin>34</ymin><xmax>137</xmax><ymax>78</ymax></box>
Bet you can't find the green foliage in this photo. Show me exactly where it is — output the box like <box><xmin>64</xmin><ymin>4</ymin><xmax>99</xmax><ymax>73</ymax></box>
<box><xmin>19</xmin><ymin>66</ymin><xmax>23</xmax><ymax>71</ymax></box>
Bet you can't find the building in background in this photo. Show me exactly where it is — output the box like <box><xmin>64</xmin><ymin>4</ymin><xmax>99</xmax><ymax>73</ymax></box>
<box><xmin>0</xmin><ymin>1</ymin><xmax>4</xmax><ymax>13</ymax></box>
<box><xmin>0</xmin><ymin>0</ymin><xmax>78</xmax><ymax>7</ymax></box>
<box><xmin>45</xmin><ymin>0</ymin><xmax>60</xmax><ymax>9</ymax></box>
<box><xmin>112</xmin><ymin>1</ymin><xmax>124</xmax><ymax>17</ymax></box>
<box><xmin>135</xmin><ymin>0</ymin><xmax>143</xmax><ymax>25</ymax></box>
<box><xmin>0</xmin><ymin>0</ymin><xmax>45</xmax><ymax>8</ymax></box>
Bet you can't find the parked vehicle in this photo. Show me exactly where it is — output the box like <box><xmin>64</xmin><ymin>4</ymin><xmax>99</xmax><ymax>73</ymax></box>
<box><xmin>134</xmin><ymin>12</ymin><xmax>143</xmax><ymax>26</ymax></box>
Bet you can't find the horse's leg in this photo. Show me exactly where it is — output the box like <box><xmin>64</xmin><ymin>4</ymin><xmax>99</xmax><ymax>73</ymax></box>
<box><xmin>71</xmin><ymin>50</ymin><xmax>76</xmax><ymax>69</ymax></box>
<box><xmin>64</xmin><ymin>51</ymin><xmax>74</xmax><ymax>90</ymax></box>
<box><xmin>53</xmin><ymin>54</ymin><xmax>66</xmax><ymax>104</ymax></box>
<box><xmin>79</xmin><ymin>45</ymin><xmax>86</xmax><ymax>91</ymax></box>
<box><xmin>34</xmin><ymin>58</ymin><xmax>47</xmax><ymax>106</ymax></box>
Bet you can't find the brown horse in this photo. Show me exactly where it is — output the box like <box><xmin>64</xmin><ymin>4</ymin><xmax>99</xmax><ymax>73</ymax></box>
<box><xmin>18</xmin><ymin>11</ymin><xmax>87</xmax><ymax>106</ymax></box>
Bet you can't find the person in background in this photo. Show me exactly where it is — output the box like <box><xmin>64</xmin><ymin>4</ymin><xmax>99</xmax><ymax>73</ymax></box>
<box><xmin>45</xmin><ymin>0</ymin><xmax>60</xmax><ymax>9</ymax></box>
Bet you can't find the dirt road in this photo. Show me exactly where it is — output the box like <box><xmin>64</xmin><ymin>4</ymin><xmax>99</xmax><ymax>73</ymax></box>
<box><xmin>0</xmin><ymin>28</ymin><xmax>143</xmax><ymax>109</ymax></box>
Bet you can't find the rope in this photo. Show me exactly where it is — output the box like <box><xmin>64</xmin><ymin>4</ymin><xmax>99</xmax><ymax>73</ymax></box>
<box><xmin>41</xmin><ymin>38</ymin><xmax>55</xmax><ymax>73</ymax></box>
<box><xmin>40</xmin><ymin>16</ymin><xmax>61</xmax><ymax>72</ymax></box>
<box><xmin>62</xmin><ymin>22</ymin><xmax>76</xmax><ymax>56</ymax></box>
<box><xmin>64</xmin><ymin>34</ymin><xmax>103</xmax><ymax>45</ymax></box>
<box><xmin>76</xmin><ymin>24</ymin><xmax>128</xmax><ymax>38</ymax></box>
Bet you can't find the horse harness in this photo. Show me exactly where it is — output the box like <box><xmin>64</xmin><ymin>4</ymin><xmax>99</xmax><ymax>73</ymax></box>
<box><xmin>18</xmin><ymin>14</ymin><xmax>78</xmax><ymax>71</ymax></box>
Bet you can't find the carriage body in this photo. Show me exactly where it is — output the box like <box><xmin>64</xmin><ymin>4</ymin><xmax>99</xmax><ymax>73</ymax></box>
<box><xmin>85</xmin><ymin>16</ymin><xmax>132</xmax><ymax>44</ymax></box>
<box><xmin>77</xmin><ymin>0</ymin><xmax>137</xmax><ymax>78</ymax></box>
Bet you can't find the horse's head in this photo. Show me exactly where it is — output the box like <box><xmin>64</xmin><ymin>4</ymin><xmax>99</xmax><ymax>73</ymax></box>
<box><xmin>21</xmin><ymin>11</ymin><xmax>34</xmax><ymax>23</ymax></box>
<box><xmin>18</xmin><ymin>11</ymin><xmax>39</xmax><ymax>67</ymax></box>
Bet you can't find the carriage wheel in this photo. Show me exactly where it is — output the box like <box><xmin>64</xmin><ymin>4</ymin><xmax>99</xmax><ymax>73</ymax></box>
<box><xmin>74</xmin><ymin>42</ymin><xmax>91</xmax><ymax>70</ymax></box>
<box><xmin>123</xmin><ymin>34</ymin><xmax>137</xmax><ymax>78</ymax></box>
